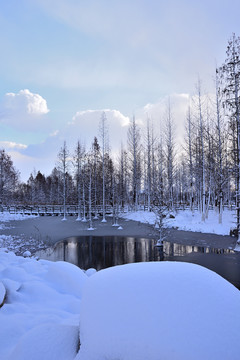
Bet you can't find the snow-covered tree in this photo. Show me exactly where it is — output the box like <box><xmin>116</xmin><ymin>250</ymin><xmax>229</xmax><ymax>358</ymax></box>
<box><xmin>219</xmin><ymin>33</ymin><xmax>240</xmax><ymax>242</ymax></box>
<box><xmin>165</xmin><ymin>99</ymin><xmax>175</xmax><ymax>210</ymax></box>
<box><xmin>73</xmin><ymin>141</ymin><xmax>85</xmax><ymax>221</ymax></box>
<box><xmin>57</xmin><ymin>141</ymin><xmax>69</xmax><ymax>220</ymax></box>
<box><xmin>99</xmin><ymin>112</ymin><xmax>108</xmax><ymax>222</ymax></box>
<box><xmin>128</xmin><ymin>115</ymin><xmax>141</xmax><ymax>210</ymax></box>
<box><xmin>0</xmin><ymin>149</ymin><xmax>19</xmax><ymax>204</ymax></box>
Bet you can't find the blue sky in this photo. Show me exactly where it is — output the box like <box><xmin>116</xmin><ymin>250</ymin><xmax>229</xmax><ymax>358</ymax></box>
<box><xmin>0</xmin><ymin>0</ymin><xmax>239</xmax><ymax>181</ymax></box>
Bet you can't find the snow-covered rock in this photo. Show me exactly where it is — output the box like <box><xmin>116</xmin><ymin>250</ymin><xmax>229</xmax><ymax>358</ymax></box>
<box><xmin>76</xmin><ymin>262</ymin><xmax>240</xmax><ymax>360</ymax></box>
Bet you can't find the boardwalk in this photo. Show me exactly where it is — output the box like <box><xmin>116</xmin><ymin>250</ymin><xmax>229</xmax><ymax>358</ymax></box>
<box><xmin>0</xmin><ymin>204</ymin><xmax>115</xmax><ymax>217</ymax></box>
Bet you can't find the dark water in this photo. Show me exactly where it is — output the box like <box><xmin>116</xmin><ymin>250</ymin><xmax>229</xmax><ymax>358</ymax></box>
<box><xmin>35</xmin><ymin>236</ymin><xmax>240</xmax><ymax>289</ymax></box>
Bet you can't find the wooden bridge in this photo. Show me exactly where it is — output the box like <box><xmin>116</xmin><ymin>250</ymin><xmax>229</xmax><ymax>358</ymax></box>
<box><xmin>0</xmin><ymin>204</ymin><xmax>117</xmax><ymax>217</ymax></box>
<box><xmin>0</xmin><ymin>205</ymin><xmax>132</xmax><ymax>216</ymax></box>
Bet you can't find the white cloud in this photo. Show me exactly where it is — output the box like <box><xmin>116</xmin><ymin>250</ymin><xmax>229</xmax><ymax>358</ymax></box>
<box><xmin>0</xmin><ymin>89</ymin><xmax>50</xmax><ymax>131</ymax></box>
<box><xmin>13</xmin><ymin>96</ymin><xmax>190</xmax><ymax>181</ymax></box>
<box><xmin>0</xmin><ymin>141</ymin><xmax>27</xmax><ymax>150</ymax></box>
<box><xmin>4</xmin><ymin>89</ymin><xmax>49</xmax><ymax>115</ymax></box>
<box><xmin>135</xmin><ymin>93</ymin><xmax>190</xmax><ymax>143</ymax></box>
<box><xmin>69</xmin><ymin>109</ymin><xmax>130</xmax><ymax>150</ymax></box>
<box><xmin>15</xmin><ymin>108</ymin><xmax>130</xmax><ymax>180</ymax></box>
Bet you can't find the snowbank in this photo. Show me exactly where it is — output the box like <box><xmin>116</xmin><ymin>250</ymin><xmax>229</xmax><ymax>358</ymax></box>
<box><xmin>1</xmin><ymin>247</ymin><xmax>240</xmax><ymax>360</ymax></box>
<box><xmin>0</xmin><ymin>212</ymin><xmax>44</xmax><ymax>255</ymax></box>
<box><xmin>77</xmin><ymin>262</ymin><xmax>240</xmax><ymax>360</ymax></box>
<box><xmin>8</xmin><ymin>324</ymin><xmax>79</xmax><ymax>360</ymax></box>
<box><xmin>0</xmin><ymin>250</ymin><xmax>87</xmax><ymax>359</ymax></box>
<box><xmin>0</xmin><ymin>212</ymin><xmax>37</xmax><ymax>222</ymax></box>
<box><xmin>122</xmin><ymin>209</ymin><xmax>235</xmax><ymax>235</ymax></box>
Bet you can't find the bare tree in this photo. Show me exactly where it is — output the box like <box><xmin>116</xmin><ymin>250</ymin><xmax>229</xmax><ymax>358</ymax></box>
<box><xmin>219</xmin><ymin>33</ymin><xmax>240</xmax><ymax>242</ymax></box>
<box><xmin>57</xmin><ymin>141</ymin><xmax>69</xmax><ymax>221</ymax></box>
<box><xmin>165</xmin><ymin>99</ymin><xmax>175</xmax><ymax>210</ymax></box>
<box><xmin>99</xmin><ymin>112</ymin><xmax>108</xmax><ymax>222</ymax></box>
<box><xmin>73</xmin><ymin>140</ymin><xmax>85</xmax><ymax>221</ymax></box>
<box><xmin>196</xmin><ymin>79</ymin><xmax>206</xmax><ymax>221</ymax></box>
<box><xmin>186</xmin><ymin>105</ymin><xmax>194</xmax><ymax>212</ymax></box>
<box><xmin>128</xmin><ymin>115</ymin><xmax>141</xmax><ymax>210</ymax></box>
<box><xmin>0</xmin><ymin>149</ymin><xmax>19</xmax><ymax>204</ymax></box>
<box><xmin>215</xmin><ymin>70</ymin><xmax>225</xmax><ymax>223</ymax></box>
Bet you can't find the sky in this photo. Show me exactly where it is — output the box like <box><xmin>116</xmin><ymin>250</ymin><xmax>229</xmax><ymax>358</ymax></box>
<box><xmin>0</xmin><ymin>0</ymin><xmax>239</xmax><ymax>181</ymax></box>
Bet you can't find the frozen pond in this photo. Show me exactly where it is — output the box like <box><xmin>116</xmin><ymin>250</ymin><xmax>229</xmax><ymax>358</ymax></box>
<box><xmin>35</xmin><ymin>236</ymin><xmax>240</xmax><ymax>289</ymax></box>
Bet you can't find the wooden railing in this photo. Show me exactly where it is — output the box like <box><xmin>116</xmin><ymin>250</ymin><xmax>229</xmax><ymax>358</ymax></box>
<box><xmin>0</xmin><ymin>204</ymin><xmax>117</xmax><ymax>216</ymax></box>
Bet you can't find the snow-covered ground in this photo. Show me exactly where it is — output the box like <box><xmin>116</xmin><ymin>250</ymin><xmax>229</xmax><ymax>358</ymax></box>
<box><xmin>0</xmin><ymin>249</ymin><xmax>87</xmax><ymax>360</ymax></box>
<box><xmin>0</xmin><ymin>213</ymin><xmax>45</xmax><ymax>255</ymax></box>
<box><xmin>0</xmin><ymin>250</ymin><xmax>240</xmax><ymax>360</ymax></box>
<box><xmin>0</xmin><ymin>210</ymin><xmax>240</xmax><ymax>359</ymax></box>
<box><xmin>122</xmin><ymin>209</ymin><xmax>235</xmax><ymax>236</ymax></box>
<box><xmin>0</xmin><ymin>212</ymin><xmax>37</xmax><ymax>223</ymax></box>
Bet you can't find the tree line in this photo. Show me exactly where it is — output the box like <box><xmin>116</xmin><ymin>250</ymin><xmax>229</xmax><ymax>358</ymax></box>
<box><xmin>1</xmin><ymin>34</ymin><xmax>240</xmax><ymax>231</ymax></box>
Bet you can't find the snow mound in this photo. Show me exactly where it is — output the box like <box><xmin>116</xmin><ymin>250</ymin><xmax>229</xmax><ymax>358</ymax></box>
<box><xmin>8</xmin><ymin>323</ymin><xmax>79</xmax><ymax>360</ymax></box>
<box><xmin>22</xmin><ymin>250</ymin><xmax>31</xmax><ymax>257</ymax></box>
<box><xmin>0</xmin><ymin>251</ymin><xmax>86</xmax><ymax>359</ymax></box>
<box><xmin>85</xmin><ymin>268</ymin><xmax>97</xmax><ymax>277</ymax></box>
<box><xmin>43</xmin><ymin>261</ymin><xmax>88</xmax><ymax>298</ymax></box>
<box><xmin>77</xmin><ymin>262</ymin><xmax>240</xmax><ymax>360</ymax></box>
<box><xmin>0</xmin><ymin>281</ymin><xmax>6</xmax><ymax>307</ymax></box>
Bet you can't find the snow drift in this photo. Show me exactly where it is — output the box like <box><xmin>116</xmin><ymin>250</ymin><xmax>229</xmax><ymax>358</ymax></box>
<box><xmin>76</xmin><ymin>262</ymin><xmax>240</xmax><ymax>360</ymax></box>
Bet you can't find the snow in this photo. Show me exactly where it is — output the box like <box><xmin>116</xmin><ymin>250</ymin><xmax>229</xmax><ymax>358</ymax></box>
<box><xmin>0</xmin><ymin>212</ymin><xmax>37</xmax><ymax>222</ymax></box>
<box><xmin>8</xmin><ymin>324</ymin><xmax>79</xmax><ymax>360</ymax></box>
<box><xmin>0</xmin><ymin>212</ymin><xmax>45</xmax><ymax>256</ymax></box>
<box><xmin>0</xmin><ymin>233</ymin><xmax>45</xmax><ymax>256</ymax></box>
<box><xmin>85</xmin><ymin>268</ymin><xmax>97</xmax><ymax>277</ymax></box>
<box><xmin>0</xmin><ymin>281</ymin><xmax>6</xmax><ymax>306</ymax></box>
<box><xmin>0</xmin><ymin>249</ymin><xmax>240</xmax><ymax>360</ymax></box>
<box><xmin>0</xmin><ymin>249</ymin><xmax>87</xmax><ymax>359</ymax></box>
<box><xmin>22</xmin><ymin>250</ymin><xmax>31</xmax><ymax>257</ymax></box>
<box><xmin>77</xmin><ymin>262</ymin><xmax>240</xmax><ymax>360</ymax></box>
<box><xmin>0</xmin><ymin>209</ymin><xmax>240</xmax><ymax>359</ymax></box>
<box><xmin>122</xmin><ymin>209</ymin><xmax>235</xmax><ymax>235</ymax></box>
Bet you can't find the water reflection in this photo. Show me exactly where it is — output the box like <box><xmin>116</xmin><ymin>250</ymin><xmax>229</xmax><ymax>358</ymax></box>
<box><xmin>163</xmin><ymin>242</ymin><xmax>235</xmax><ymax>256</ymax></box>
<box><xmin>36</xmin><ymin>236</ymin><xmax>161</xmax><ymax>270</ymax></box>
<box><xmin>35</xmin><ymin>236</ymin><xmax>240</xmax><ymax>289</ymax></box>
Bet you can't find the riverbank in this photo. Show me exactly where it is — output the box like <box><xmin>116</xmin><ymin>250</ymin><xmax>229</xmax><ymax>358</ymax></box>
<box><xmin>0</xmin><ymin>213</ymin><xmax>237</xmax><ymax>255</ymax></box>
